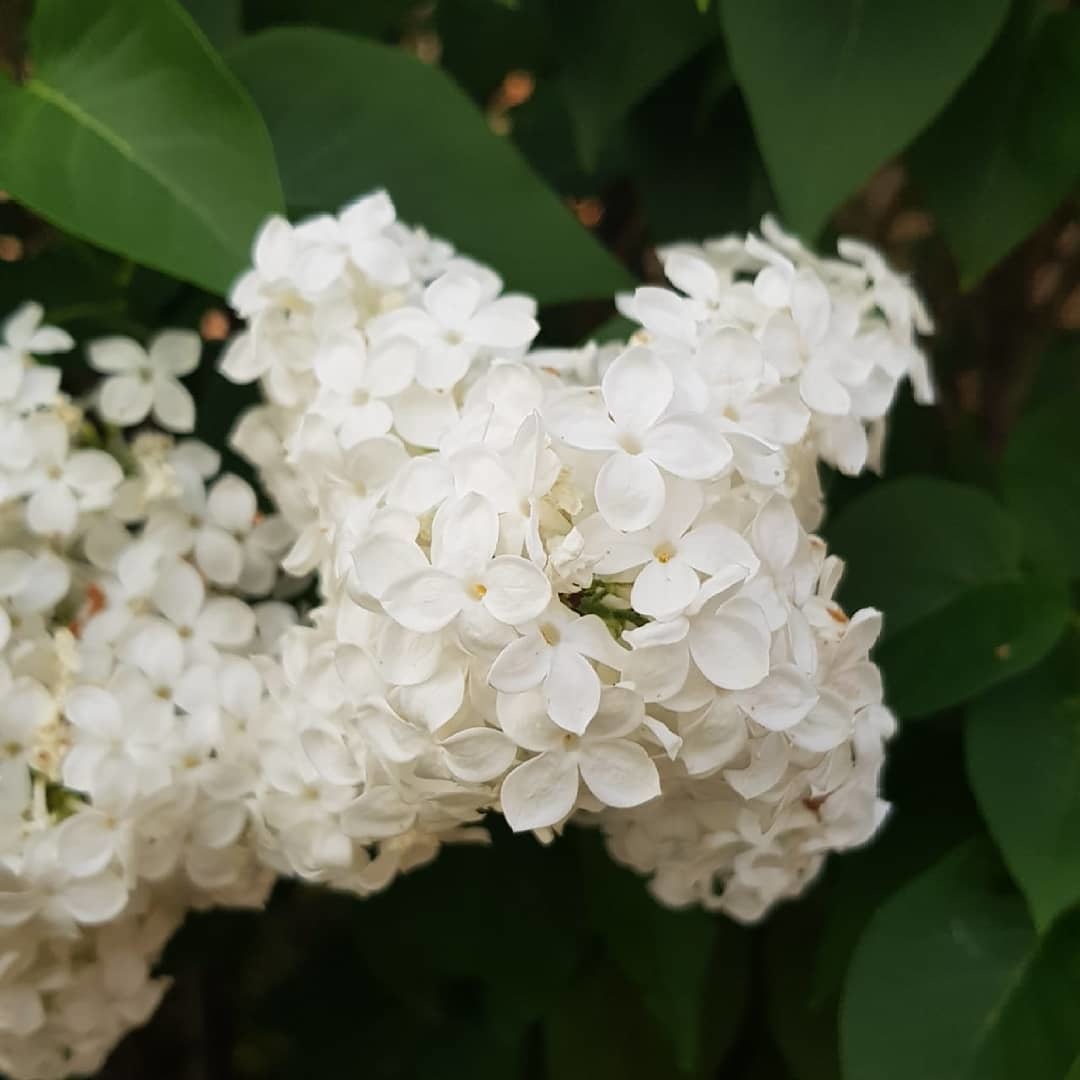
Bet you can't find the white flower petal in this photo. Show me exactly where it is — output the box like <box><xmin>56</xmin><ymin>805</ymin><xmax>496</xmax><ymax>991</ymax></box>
<box><xmin>790</xmin><ymin>688</ymin><xmax>852</xmax><ymax>752</ymax></box>
<box><xmin>393</xmin><ymin>662</ymin><xmax>465</xmax><ymax>732</ymax></box>
<box><xmin>431</xmin><ymin>492</ymin><xmax>498</xmax><ymax>572</ymax></box>
<box><xmin>468</xmin><ymin>298</ymin><xmax>538</xmax><ymax>350</ymax></box>
<box><xmin>664</xmin><ymin>251</ymin><xmax>719</xmax><ymax>302</ymax></box>
<box><xmin>150</xmin><ymin>329</ymin><xmax>201</xmax><ymax>376</ymax></box>
<box><xmin>196</xmin><ymin>597</ymin><xmax>256</xmax><ymax>646</ymax></box>
<box><xmin>645</xmin><ymin>415</ymin><xmax>732</xmax><ymax>479</ymax></box>
<box><xmin>301</xmin><ymin>728</ymin><xmax>363</xmax><ymax>785</ymax></box>
<box><xmin>57</xmin><ymin>813</ymin><xmax>118</xmax><ymax>878</ymax></box>
<box><xmin>153</xmin><ymin>560</ymin><xmax>205</xmax><ymax>627</ymax></box>
<box><xmin>488</xmin><ymin>632</ymin><xmax>550</xmax><ymax>693</ymax></box>
<box><xmin>679</xmin><ymin>524</ymin><xmax>759</xmax><ymax>577</ymax></box>
<box><xmin>195</xmin><ymin>527</ymin><xmax>244</xmax><ymax>587</ymax></box>
<box><xmin>544</xmin><ymin>645</ymin><xmax>600</xmax><ymax>734</ymax></box>
<box><xmin>441</xmin><ymin>728</ymin><xmax>517</xmax><ymax>782</ymax></box>
<box><xmin>207</xmin><ymin>475</ymin><xmax>257</xmax><ymax>532</ymax></box>
<box><xmin>374</xmin><ymin>620</ymin><xmax>443</xmax><ymax>686</ymax></box>
<box><xmin>152</xmin><ymin>376</ymin><xmax>195</xmax><ymax>432</ymax></box>
<box><xmin>99</xmin><ymin>373</ymin><xmax>154</xmax><ymax>426</ymax></box>
<box><xmin>496</xmin><ymin>688</ymin><xmax>563</xmax><ymax>752</ymax></box>
<box><xmin>426</xmin><ymin>271</ymin><xmax>481</xmax><ymax>329</ymax></box>
<box><xmin>791</xmin><ymin>269</ymin><xmax>831</xmax><ymax>343</ymax></box>
<box><xmin>391</xmin><ymin>385</ymin><xmax>458</xmax><ymax>449</ymax></box>
<box><xmin>594</xmin><ymin>451</ymin><xmax>665</xmax><ymax>532</ymax></box>
<box><xmin>588</xmin><ymin>686</ymin><xmax>646</xmax><ymax>739</ymax></box>
<box><xmin>754</xmin><ymin>497</ymin><xmax>800</xmax><ymax>573</ymax></box>
<box><xmin>742</xmin><ymin>664</ymin><xmax>818</xmax><ymax>731</ymax></box>
<box><xmin>724</xmin><ymin>732</ymin><xmax>788</xmax><ymax>799</ymax></box>
<box><xmin>65</xmin><ymin>686</ymin><xmax>122</xmax><ymax>739</ymax></box>
<box><xmin>500</xmin><ymin>751</ymin><xmax>579</xmax><ymax>832</ymax></box>
<box><xmin>543</xmin><ymin>388</ymin><xmax>618</xmax><ymax>451</ymax></box>
<box><xmin>60</xmin><ymin>871</ymin><xmax>129</xmax><ymax>925</ymax></box>
<box><xmin>800</xmin><ymin>365</ymin><xmax>851</xmax><ymax>416</ymax></box>
<box><xmin>382</xmin><ymin>569</ymin><xmax>464</xmax><ymax>632</ymax></box>
<box><xmin>601</xmin><ymin>346</ymin><xmax>673</xmax><ymax>432</ymax></box>
<box><xmin>579</xmin><ymin>740</ymin><xmax>660</xmax><ymax>808</ymax></box>
<box><xmin>87</xmin><ymin>336</ymin><xmax>144</xmax><ymax>374</ymax></box>
<box><xmin>631</xmin><ymin>557</ymin><xmax>700</xmax><ymax>619</ymax></box>
<box><xmin>481</xmin><ymin>556</ymin><xmax>551</xmax><ymax>625</ymax></box>
<box><xmin>689</xmin><ymin>608</ymin><xmax>770</xmax><ymax>690</ymax></box>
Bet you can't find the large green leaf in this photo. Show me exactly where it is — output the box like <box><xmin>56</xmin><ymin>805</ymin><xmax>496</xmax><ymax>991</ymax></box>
<box><xmin>826</xmin><ymin>477</ymin><xmax>1068</xmax><ymax>716</ymax></box>
<box><xmin>228</xmin><ymin>29</ymin><xmax>634</xmax><ymax>303</ymax></box>
<box><xmin>842</xmin><ymin>840</ymin><xmax>1080</xmax><ymax>1080</ymax></box>
<box><xmin>966</xmin><ymin>640</ymin><xmax>1080</xmax><ymax>932</ymax></box>
<box><xmin>827</xmin><ymin>478</ymin><xmax>1020</xmax><ymax>637</ymax></box>
<box><xmin>873</xmin><ymin>575</ymin><xmax>1069</xmax><ymax>718</ymax></box>
<box><xmin>721</xmin><ymin>0</ymin><xmax>1009</xmax><ymax>237</ymax></box>
<box><xmin>910</xmin><ymin>5</ymin><xmax>1080</xmax><ymax>286</ymax></box>
<box><xmin>549</xmin><ymin>0</ymin><xmax>715</xmax><ymax>171</ymax></box>
<box><xmin>0</xmin><ymin>0</ymin><xmax>284</xmax><ymax>295</ymax></box>
<box><xmin>1001</xmin><ymin>389</ymin><xmax>1080</xmax><ymax>578</ymax></box>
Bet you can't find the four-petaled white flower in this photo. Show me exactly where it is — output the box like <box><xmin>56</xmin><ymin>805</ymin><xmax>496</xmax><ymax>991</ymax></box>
<box><xmin>24</xmin><ymin>415</ymin><xmax>123</xmax><ymax>536</ymax></box>
<box><xmin>546</xmin><ymin>346</ymin><xmax>733</xmax><ymax>531</ymax></box>
<box><xmin>379</xmin><ymin>492</ymin><xmax>551</xmax><ymax>633</ymax></box>
<box><xmin>498</xmin><ymin>686</ymin><xmax>662</xmax><ymax>832</ymax></box>
<box><xmin>0</xmin><ymin>302</ymin><xmax>72</xmax><ymax>403</ymax></box>
<box><xmin>89</xmin><ymin>330</ymin><xmax>201</xmax><ymax>432</ymax></box>
<box><xmin>487</xmin><ymin>600</ymin><xmax>625</xmax><ymax>733</ymax></box>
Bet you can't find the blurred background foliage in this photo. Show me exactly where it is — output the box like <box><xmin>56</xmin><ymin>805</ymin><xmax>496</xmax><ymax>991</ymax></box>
<box><xmin>0</xmin><ymin>0</ymin><xmax>1079</xmax><ymax>1076</ymax></box>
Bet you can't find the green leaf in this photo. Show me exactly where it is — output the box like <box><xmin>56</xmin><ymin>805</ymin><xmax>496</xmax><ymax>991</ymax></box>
<box><xmin>436</xmin><ymin>0</ymin><xmax>554</xmax><ymax>104</ymax></box>
<box><xmin>1001</xmin><ymin>388</ymin><xmax>1080</xmax><ymax>579</ymax></box>
<box><xmin>826</xmin><ymin>477</ymin><xmax>1068</xmax><ymax>716</ymax></box>
<box><xmin>545</xmin><ymin>960</ymin><xmax>687</xmax><ymax>1080</ymax></box>
<box><xmin>632</xmin><ymin>53</ymin><xmax>773</xmax><ymax>245</ymax></box>
<box><xmin>721</xmin><ymin>0</ymin><xmax>1009</xmax><ymax>237</ymax></box>
<box><xmin>576</xmin><ymin>831</ymin><xmax>746</xmax><ymax>1074</ymax></box>
<box><xmin>228</xmin><ymin>28</ymin><xmax>634</xmax><ymax>303</ymax></box>
<box><xmin>765</xmin><ymin>903</ymin><xmax>843</xmax><ymax>1080</ymax></box>
<box><xmin>179</xmin><ymin>0</ymin><xmax>242</xmax><ymax>47</ymax></box>
<box><xmin>842</xmin><ymin>839</ymin><xmax>1080</xmax><ymax>1080</ymax></box>
<box><xmin>765</xmin><ymin>720</ymin><xmax>982</xmax><ymax>1080</ymax></box>
<box><xmin>874</xmin><ymin>575</ymin><xmax>1069</xmax><ymax>718</ymax></box>
<box><xmin>356</xmin><ymin>834</ymin><xmax>583</xmax><ymax>1041</ymax></box>
<box><xmin>0</xmin><ymin>0</ymin><xmax>284</xmax><ymax>296</ymax></box>
<box><xmin>549</xmin><ymin>0</ymin><xmax>715</xmax><ymax>171</ymax></box>
<box><xmin>966</xmin><ymin>640</ymin><xmax>1080</xmax><ymax>931</ymax></box>
<box><xmin>827</xmin><ymin>478</ymin><xmax>1021</xmax><ymax>637</ymax></box>
<box><xmin>909</xmin><ymin>5</ymin><xmax>1080</xmax><ymax>285</ymax></box>
<box><xmin>244</xmin><ymin>0</ymin><xmax>428</xmax><ymax>41</ymax></box>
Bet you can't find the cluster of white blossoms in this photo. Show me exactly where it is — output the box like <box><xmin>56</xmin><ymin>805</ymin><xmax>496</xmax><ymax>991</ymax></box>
<box><xmin>0</xmin><ymin>305</ymin><xmax>295</xmax><ymax>1078</ymax></box>
<box><xmin>0</xmin><ymin>190</ymin><xmax>931</xmax><ymax>1077</ymax></box>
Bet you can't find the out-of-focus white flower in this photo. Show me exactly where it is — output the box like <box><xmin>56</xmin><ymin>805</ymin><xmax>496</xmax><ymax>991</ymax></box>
<box><xmin>88</xmin><ymin>330</ymin><xmax>200</xmax><ymax>432</ymax></box>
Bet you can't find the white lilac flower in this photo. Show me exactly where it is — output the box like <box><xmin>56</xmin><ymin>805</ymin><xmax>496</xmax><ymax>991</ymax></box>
<box><xmin>23</xmin><ymin>415</ymin><xmax>122</xmax><ymax>536</ymax></box>
<box><xmin>545</xmin><ymin>346</ymin><xmax>734</xmax><ymax>531</ymax></box>
<box><xmin>0</xmin><ymin>302</ymin><xmax>72</xmax><ymax>404</ymax></box>
<box><xmin>88</xmin><ymin>330</ymin><xmax>200</xmax><ymax>432</ymax></box>
<box><xmin>498</xmin><ymin>686</ymin><xmax>662</xmax><ymax>831</ymax></box>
